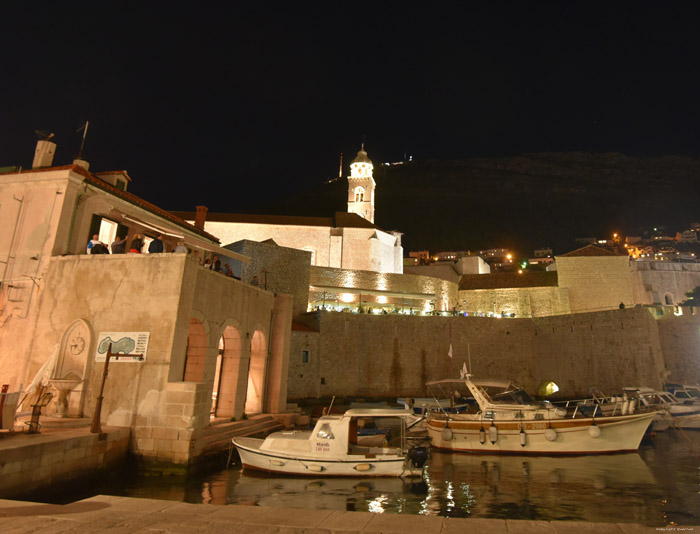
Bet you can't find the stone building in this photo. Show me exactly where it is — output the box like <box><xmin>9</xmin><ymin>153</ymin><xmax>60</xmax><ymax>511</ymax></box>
<box><xmin>0</xmin><ymin>140</ymin><xmax>292</xmax><ymax>467</ymax></box>
<box><xmin>172</xmin><ymin>145</ymin><xmax>404</xmax><ymax>274</ymax></box>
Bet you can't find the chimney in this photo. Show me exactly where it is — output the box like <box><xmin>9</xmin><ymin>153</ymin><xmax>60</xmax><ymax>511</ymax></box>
<box><xmin>73</xmin><ymin>158</ymin><xmax>90</xmax><ymax>171</ymax></box>
<box><xmin>195</xmin><ymin>205</ymin><xmax>208</xmax><ymax>229</ymax></box>
<box><xmin>32</xmin><ymin>139</ymin><xmax>57</xmax><ymax>168</ymax></box>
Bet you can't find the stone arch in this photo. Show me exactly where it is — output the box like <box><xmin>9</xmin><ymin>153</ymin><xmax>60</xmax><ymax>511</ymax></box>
<box><xmin>53</xmin><ymin>318</ymin><xmax>93</xmax><ymax>416</ymax></box>
<box><xmin>213</xmin><ymin>321</ymin><xmax>243</xmax><ymax>418</ymax></box>
<box><xmin>183</xmin><ymin>317</ymin><xmax>208</xmax><ymax>382</ymax></box>
<box><xmin>244</xmin><ymin>329</ymin><xmax>267</xmax><ymax>414</ymax></box>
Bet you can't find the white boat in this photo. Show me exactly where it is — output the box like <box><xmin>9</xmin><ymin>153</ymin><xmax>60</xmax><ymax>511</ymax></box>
<box><xmin>426</xmin><ymin>377</ymin><xmax>658</xmax><ymax>454</ymax></box>
<box><xmin>626</xmin><ymin>387</ymin><xmax>700</xmax><ymax>430</ymax></box>
<box><xmin>232</xmin><ymin>408</ymin><xmax>428</xmax><ymax>477</ymax></box>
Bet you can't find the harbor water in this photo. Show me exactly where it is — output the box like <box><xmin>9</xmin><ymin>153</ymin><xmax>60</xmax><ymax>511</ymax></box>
<box><xmin>45</xmin><ymin>430</ymin><xmax>700</xmax><ymax>527</ymax></box>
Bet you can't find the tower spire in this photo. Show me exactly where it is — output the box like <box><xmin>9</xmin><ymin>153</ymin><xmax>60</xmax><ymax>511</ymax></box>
<box><xmin>338</xmin><ymin>152</ymin><xmax>343</xmax><ymax>179</ymax></box>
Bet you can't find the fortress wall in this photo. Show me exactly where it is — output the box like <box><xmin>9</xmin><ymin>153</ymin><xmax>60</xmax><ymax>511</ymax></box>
<box><xmin>653</xmin><ymin>307</ymin><xmax>700</xmax><ymax>384</ymax></box>
<box><xmin>631</xmin><ymin>262</ymin><xmax>700</xmax><ymax>306</ymax></box>
<box><xmin>458</xmin><ymin>286</ymin><xmax>571</xmax><ymax>318</ymax></box>
<box><xmin>556</xmin><ymin>255</ymin><xmax>635</xmax><ymax>313</ymax></box>
<box><xmin>288</xmin><ymin>307</ymin><xmax>670</xmax><ymax>400</ymax></box>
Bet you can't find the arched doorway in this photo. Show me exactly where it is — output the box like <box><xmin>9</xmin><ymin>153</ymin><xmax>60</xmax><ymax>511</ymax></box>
<box><xmin>245</xmin><ymin>330</ymin><xmax>267</xmax><ymax>414</ymax></box>
<box><xmin>183</xmin><ymin>318</ymin><xmax>207</xmax><ymax>382</ymax></box>
<box><xmin>213</xmin><ymin>325</ymin><xmax>242</xmax><ymax>418</ymax></box>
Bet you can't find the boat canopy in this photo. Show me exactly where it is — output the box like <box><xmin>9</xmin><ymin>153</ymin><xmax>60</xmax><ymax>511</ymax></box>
<box><xmin>341</xmin><ymin>408</ymin><xmax>414</xmax><ymax>418</ymax></box>
<box><xmin>426</xmin><ymin>378</ymin><xmax>514</xmax><ymax>389</ymax></box>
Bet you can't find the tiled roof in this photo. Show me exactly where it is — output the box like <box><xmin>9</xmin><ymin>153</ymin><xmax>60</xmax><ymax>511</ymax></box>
<box><xmin>171</xmin><ymin>210</ymin><xmax>382</xmax><ymax>230</ymax></box>
<box><xmin>10</xmin><ymin>165</ymin><xmax>219</xmax><ymax>242</ymax></box>
<box><xmin>459</xmin><ymin>271</ymin><xmax>559</xmax><ymax>290</ymax></box>
<box><xmin>558</xmin><ymin>245</ymin><xmax>625</xmax><ymax>257</ymax></box>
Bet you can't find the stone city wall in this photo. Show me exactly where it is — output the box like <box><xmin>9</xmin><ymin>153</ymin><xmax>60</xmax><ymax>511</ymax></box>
<box><xmin>653</xmin><ymin>306</ymin><xmax>700</xmax><ymax>384</ymax></box>
<box><xmin>631</xmin><ymin>261</ymin><xmax>700</xmax><ymax>306</ymax></box>
<box><xmin>458</xmin><ymin>286</ymin><xmax>571</xmax><ymax>317</ymax></box>
<box><xmin>287</xmin><ymin>307</ymin><xmax>670</xmax><ymax>400</ymax></box>
<box><xmin>556</xmin><ymin>255</ymin><xmax>635</xmax><ymax>313</ymax></box>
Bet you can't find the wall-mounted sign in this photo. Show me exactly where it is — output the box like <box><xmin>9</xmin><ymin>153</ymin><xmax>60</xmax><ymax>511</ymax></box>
<box><xmin>95</xmin><ymin>332</ymin><xmax>150</xmax><ymax>362</ymax></box>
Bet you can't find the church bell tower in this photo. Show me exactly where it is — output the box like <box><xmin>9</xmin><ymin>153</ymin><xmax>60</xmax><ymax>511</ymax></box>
<box><xmin>347</xmin><ymin>143</ymin><xmax>376</xmax><ymax>223</ymax></box>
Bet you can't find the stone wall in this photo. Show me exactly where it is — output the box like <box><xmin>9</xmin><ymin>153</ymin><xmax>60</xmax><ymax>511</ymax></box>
<box><xmin>25</xmin><ymin>253</ymin><xmax>287</xmax><ymax>466</ymax></box>
<box><xmin>556</xmin><ymin>255</ymin><xmax>635</xmax><ymax>313</ymax></box>
<box><xmin>287</xmin><ymin>307</ymin><xmax>670</xmax><ymax>400</ymax></box>
<box><xmin>458</xmin><ymin>286</ymin><xmax>571</xmax><ymax>317</ymax></box>
<box><xmin>631</xmin><ymin>261</ymin><xmax>700</xmax><ymax>306</ymax></box>
<box><xmin>0</xmin><ymin>427</ymin><xmax>129</xmax><ymax>498</ymax></box>
<box><xmin>309</xmin><ymin>266</ymin><xmax>458</xmax><ymax>312</ymax></box>
<box><xmin>653</xmin><ymin>306</ymin><xmax>700</xmax><ymax>384</ymax></box>
<box><xmin>225</xmin><ymin>240</ymin><xmax>311</xmax><ymax>316</ymax></box>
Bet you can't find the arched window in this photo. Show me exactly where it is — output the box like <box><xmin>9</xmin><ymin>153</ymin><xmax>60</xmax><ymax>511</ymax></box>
<box><xmin>354</xmin><ymin>186</ymin><xmax>365</xmax><ymax>202</ymax></box>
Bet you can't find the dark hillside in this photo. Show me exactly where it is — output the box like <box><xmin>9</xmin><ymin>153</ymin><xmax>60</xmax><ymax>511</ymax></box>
<box><xmin>245</xmin><ymin>152</ymin><xmax>700</xmax><ymax>256</ymax></box>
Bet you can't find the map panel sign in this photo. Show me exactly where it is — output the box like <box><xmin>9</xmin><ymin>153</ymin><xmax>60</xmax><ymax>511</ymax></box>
<box><xmin>95</xmin><ymin>332</ymin><xmax>150</xmax><ymax>362</ymax></box>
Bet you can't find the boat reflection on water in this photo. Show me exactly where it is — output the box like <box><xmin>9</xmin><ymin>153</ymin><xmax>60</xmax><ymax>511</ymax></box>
<box><xmin>424</xmin><ymin>451</ymin><xmax>661</xmax><ymax>523</ymax></box>
<box><xmin>228</xmin><ymin>473</ymin><xmax>428</xmax><ymax>513</ymax></box>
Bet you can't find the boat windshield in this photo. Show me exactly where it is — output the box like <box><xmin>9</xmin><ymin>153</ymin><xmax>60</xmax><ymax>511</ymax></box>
<box><xmin>489</xmin><ymin>387</ymin><xmax>537</xmax><ymax>405</ymax></box>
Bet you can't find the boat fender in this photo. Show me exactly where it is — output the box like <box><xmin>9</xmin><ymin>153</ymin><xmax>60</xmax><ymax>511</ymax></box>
<box><xmin>489</xmin><ymin>423</ymin><xmax>498</xmax><ymax>444</ymax></box>
<box><xmin>544</xmin><ymin>428</ymin><xmax>558</xmax><ymax>442</ymax></box>
<box><xmin>441</xmin><ymin>426</ymin><xmax>453</xmax><ymax>442</ymax></box>
<box><xmin>555</xmin><ymin>407</ymin><xmax>567</xmax><ymax>418</ymax></box>
<box><xmin>519</xmin><ymin>428</ymin><xmax>527</xmax><ymax>447</ymax></box>
<box><xmin>628</xmin><ymin>399</ymin><xmax>636</xmax><ymax>414</ymax></box>
<box><xmin>354</xmin><ymin>463</ymin><xmax>373</xmax><ymax>472</ymax></box>
<box><xmin>588</xmin><ymin>424</ymin><xmax>601</xmax><ymax>438</ymax></box>
<box><xmin>479</xmin><ymin>426</ymin><xmax>486</xmax><ymax>444</ymax></box>
<box><xmin>622</xmin><ymin>400</ymin><xmax>629</xmax><ymax>415</ymax></box>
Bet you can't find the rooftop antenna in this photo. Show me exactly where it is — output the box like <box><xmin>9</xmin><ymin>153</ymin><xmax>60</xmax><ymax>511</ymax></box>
<box><xmin>362</xmin><ymin>134</ymin><xmax>366</xmax><ymax>151</ymax></box>
<box><xmin>34</xmin><ymin>130</ymin><xmax>54</xmax><ymax>141</ymax></box>
<box><xmin>338</xmin><ymin>152</ymin><xmax>343</xmax><ymax>179</ymax></box>
<box><xmin>76</xmin><ymin>121</ymin><xmax>89</xmax><ymax>160</ymax></box>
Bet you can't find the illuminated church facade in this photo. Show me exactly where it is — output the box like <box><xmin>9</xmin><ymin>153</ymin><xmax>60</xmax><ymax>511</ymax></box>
<box><xmin>176</xmin><ymin>145</ymin><xmax>403</xmax><ymax>274</ymax></box>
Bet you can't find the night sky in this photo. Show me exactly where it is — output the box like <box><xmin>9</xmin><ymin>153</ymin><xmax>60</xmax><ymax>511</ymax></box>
<box><xmin>2</xmin><ymin>4</ymin><xmax>699</xmax><ymax>217</ymax></box>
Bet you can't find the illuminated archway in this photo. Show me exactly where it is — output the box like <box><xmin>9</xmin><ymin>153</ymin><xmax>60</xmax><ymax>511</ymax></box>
<box><xmin>183</xmin><ymin>318</ymin><xmax>207</xmax><ymax>382</ymax></box>
<box><xmin>214</xmin><ymin>325</ymin><xmax>242</xmax><ymax>418</ymax></box>
<box><xmin>244</xmin><ymin>330</ymin><xmax>267</xmax><ymax>414</ymax></box>
<box><xmin>536</xmin><ymin>380</ymin><xmax>560</xmax><ymax>397</ymax></box>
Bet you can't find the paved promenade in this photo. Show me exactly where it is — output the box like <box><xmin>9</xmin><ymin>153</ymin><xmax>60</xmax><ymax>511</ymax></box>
<box><xmin>0</xmin><ymin>495</ymin><xmax>690</xmax><ymax>533</ymax></box>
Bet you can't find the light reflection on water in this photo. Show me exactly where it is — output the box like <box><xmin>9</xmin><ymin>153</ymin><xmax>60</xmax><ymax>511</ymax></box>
<box><xmin>56</xmin><ymin>431</ymin><xmax>700</xmax><ymax>527</ymax></box>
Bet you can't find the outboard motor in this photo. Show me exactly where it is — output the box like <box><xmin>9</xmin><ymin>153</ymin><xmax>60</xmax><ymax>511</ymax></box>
<box><xmin>408</xmin><ymin>446</ymin><xmax>429</xmax><ymax>468</ymax></box>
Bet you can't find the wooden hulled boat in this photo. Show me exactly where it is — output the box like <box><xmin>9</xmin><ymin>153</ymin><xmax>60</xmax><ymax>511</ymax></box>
<box><xmin>233</xmin><ymin>408</ymin><xmax>427</xmax><ymax>477</ymax></box>
<box><xmin>426</xmin><ymin>377</ymin><xmax>658</xmax><ymax>454</ymax></box>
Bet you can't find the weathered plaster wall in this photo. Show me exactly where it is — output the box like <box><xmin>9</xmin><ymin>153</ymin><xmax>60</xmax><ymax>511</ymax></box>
<box><xmin>0</xmin><ymin>172</ymin><xmax>74</xmax><ymax>389</ymax></box>
<box><xmin>458</xmin><ymin>286</ymin><xmax>571</xmax><ymax>317</ymax></box>
<box><xmin>631</xmin><ymin>261</ymin><xmax>700</xmax><ymax>306</ymax></box>
<box><xmin>287</xmin><ymin>308</ymin><xmax>668</xmax><ymax>400</ymax></box>
<box><xmin>556</xmin><ymin>256</ymin><xmax>635</xmax><ymax>313</ymax></box>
